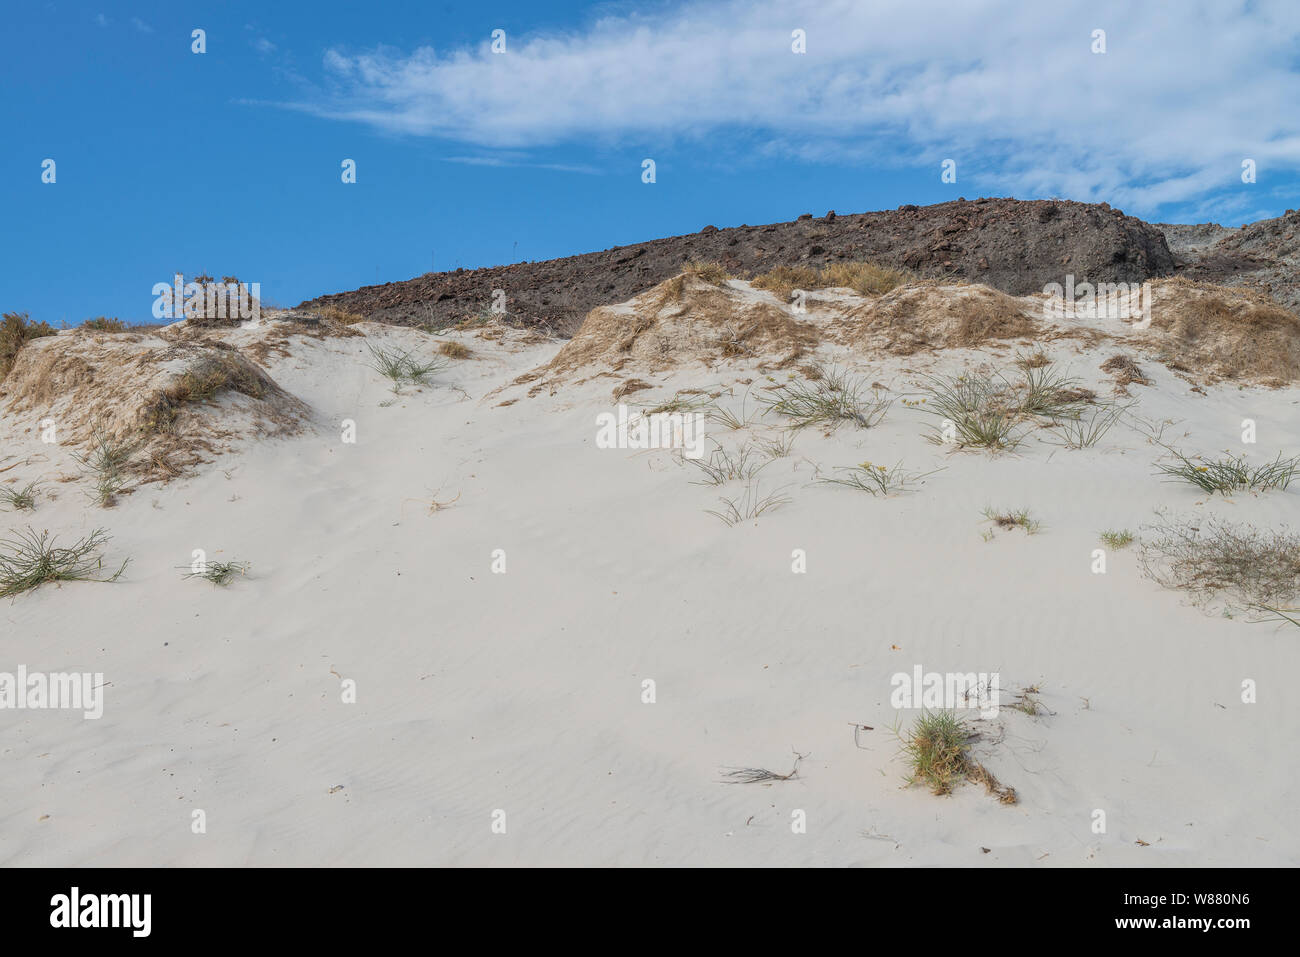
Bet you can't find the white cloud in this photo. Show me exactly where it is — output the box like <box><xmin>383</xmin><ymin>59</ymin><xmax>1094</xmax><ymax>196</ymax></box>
<box><xmin>285</xmin><ymin>0</ymin><xmax>1300</xmax><ymax>215</ymax></box>
<box><xmin>131</xmin><ymin>17</ymin><xmax>154</xmax><ymax>34</ymax></box>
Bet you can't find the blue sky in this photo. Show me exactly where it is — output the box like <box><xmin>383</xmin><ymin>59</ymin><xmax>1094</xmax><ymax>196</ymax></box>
<box><xmin>2</xmin><ymin>0</ymin><xmax>1298</xmax><ymax>326</ymax></box>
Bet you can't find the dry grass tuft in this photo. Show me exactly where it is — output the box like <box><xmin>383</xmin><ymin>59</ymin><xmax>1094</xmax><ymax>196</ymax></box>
<box><xmin>438</xmin><ymin>340</ymin><xmax>472</xmax><ymax>359</ymax></box>
<box><xmin>683</xmin><ymin>261</ymin><xmax>730</xmax><ymax>285</ymax></box>
<box><xmin>1140</xmin><ymin>514</ymin><xmax>1300</xmax><ymax>614</ymax></box>
<box><xmin>1</xmin><ymin>311</ymin><xmax>57</xmax><ymax>381</ymax></box>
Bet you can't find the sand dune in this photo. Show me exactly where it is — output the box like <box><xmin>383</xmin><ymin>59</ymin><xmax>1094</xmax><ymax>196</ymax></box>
<box><xmin>3</xmin><ymin>277</ymin><xmax>1298</xmax><ymax>866</ymax></box>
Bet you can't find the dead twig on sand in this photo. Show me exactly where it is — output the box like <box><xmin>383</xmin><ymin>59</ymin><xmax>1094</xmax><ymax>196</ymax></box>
<box><xmin>720</xmin><ymin>749</ymin><xmax>807</xmax><ymax>784</ymax></box>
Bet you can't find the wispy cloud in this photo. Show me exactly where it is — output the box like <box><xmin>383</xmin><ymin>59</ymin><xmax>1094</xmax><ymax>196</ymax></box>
<box><xmin>94</xmin><ymin>13</ymin><xmax>109</xmax><ymax>28</ymax></box>
<box><xmin>131</xmin><ymin>17</ymin><xmax>154</xmax><ymax>34</ymax></box>
<box><xmin>281</xmin><ymin>0</ymin><xmax>1300</xmax><ymax>217</ymax></box>
<box><xmin>442</xmin><ymin>154</ymin><xmax>600</xmax><ymax>175</ymax></box>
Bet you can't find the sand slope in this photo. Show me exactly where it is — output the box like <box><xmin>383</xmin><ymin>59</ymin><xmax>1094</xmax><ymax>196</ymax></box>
<box><xmin>2</xmin><ymin>282</ymin><xmax>1298</xmax><ymax>866</ymax></box>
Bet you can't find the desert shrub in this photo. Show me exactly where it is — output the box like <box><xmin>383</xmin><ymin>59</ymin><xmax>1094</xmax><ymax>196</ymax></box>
<box><xmin>1139</xmin><ymin>514</ymin><xmax>1300</xmax><ymax>613</ymax></box>
<box><xmin>1</xmin><ymin>311</ymin><xmax>57</xmax><ymax>381</ymax></box>
<box><xmin>81</xmin><ymin>317</ymin><xmax>128</xmax><ymax>333</ymax></box>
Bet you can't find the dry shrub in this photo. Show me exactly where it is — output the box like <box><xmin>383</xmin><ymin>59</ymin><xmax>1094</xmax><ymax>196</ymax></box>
<box><xmin>820</xmin><ymin>261</ymin><xmax>913</xmax><ymax>296</ymax></box>
<box><xmin>1140</xmin><ymin>514</ymin><xmax>1300</xmax><ymax>614</ymax></box>
<box><xmin>837</xmin><ymin>284</ymin><xmax>1038</xmax><ymax>355</ymax></box>
<box><xmin>1100</xmin><ymin>354</ymin><xmax>1151</xmax><ymax>391</ymax></box>
<box><xmin>81</xmin><ymin>317</ymin><xmax>129</xmax><ymax>333</ymax></box>
<box><xmin>751</xmin><ymin>261</ymin><xmax>913</xmax><ymax>300</ymax></box>
<box><xmin>750</xmin><ymin>265</ymin><xmax>821</xmax><ymax>299</ymax></box>
<box><xmin>545</xmin><ymin>274</ymin><xmax>816</xmax><ymax>377</ymax></box>
<box><xmin>438</xmin><ymin>340</ymin><xmax>471</xmax><ymax>359</ymax></box>
<box><xmin>1140</xmin><ymin>278</ymin><xmax>1300</xmax><ymax>384</ymax></box>
<box><xmin>317</xmin><ymin>304</ymin><xmax>367</xmax><ymax>324</ymax></box>
<box><xmin>683</xmin><ymin>261</ymin><xmax>730</xmax><ymax>284</ymax></box>
<box><xmin>1</xmin><ymin>312</ymin><xmax>57</xmax><ymax>381</ymax></box>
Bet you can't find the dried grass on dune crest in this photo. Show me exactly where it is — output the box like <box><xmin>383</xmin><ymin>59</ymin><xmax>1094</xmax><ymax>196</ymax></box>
<box><xmin>0</xmin><ymin>330</ymin><xmax>309</xmax><ymax>483</ymax></box>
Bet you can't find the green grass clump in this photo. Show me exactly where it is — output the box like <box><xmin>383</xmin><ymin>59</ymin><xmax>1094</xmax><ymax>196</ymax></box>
<box><xmin>760</xmin><ymin>364</ymin><xmax>891</xmax><ymax>431</ymax></box>
<box><xmin>0</xmin><ymin>527</ymin><xmax>128</xmax><ymax>599</ymax></box>
<box><xmin>684</xmin><ymin>443</ymin><xmax>769</xmax><ymax>485</ymax></box>
<box><xmin>71</xmin><ymin>424</ymin><xmax>139</xmax><ymax>507</ymax></box>
<box><xmin>706</xmin><ymin>482</ymin><xmax>791</xmax><ymax>526</ymax></box>
<box><xmin>983</xmin><ymin>507</ymin><xmax>1041</xmax><ymax>535</ymax></box>
<box><xmin>900</xmin><ymin>711</ymin><xmax>972</xmax><ymax>795</ymax></box>
<box><xmin>366</xmin><ymin>342</ymin><xmax>447</xmax><ymax>392</ymax></box>
<box><xmin>0</xmin><ymin>482</ymin><xmax>40</xmax><ymax>511</ymax></box>
<box><xmin>1156</xmin><ymin>450</ymin><xmax>1300</xmax><ymax>495</ymax></box>
<box><xmin>919</xmin><ymin>371</ymin><xmax>1023</xmax><ymax>450</ymax></box>
<box><xmin>1048</xmin><ymin>401</ymin><xmax>1130</xmax><ymax>449</ymax></box>
<box><xmin>1099</xmin><ymin>529</ymin><xmax>1135</xmax><ymax>549</ymax></box>
<box><xmin>897</xmin><ymin>710</ymin><xmax>1016</xmax><ymax>803</ymax></box>
<box><xmin>183</xmin><ymin>560</ymin><xmax>250</xmax><ymax>586</ymax></box>
<box><xmin>816</xmin><ymin>461</ymin><xmax>939</xmax><ymax>497</ymax></box>
<box><xmin>920</xmin><ymin>361</ymin><xmax>1094</xmax><ymax>451</ymax></box>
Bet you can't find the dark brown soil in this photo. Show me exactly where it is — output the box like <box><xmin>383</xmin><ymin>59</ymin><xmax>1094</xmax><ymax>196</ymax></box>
<box><xmin>298</xmin><ymin>197</ymin><xmax>1296</xmax><ymax>335</ymax></box>
<box><xmin>1167</xmin><ymin>209</ymin><xmax>1300</xmax><ymax>314</ymax></box>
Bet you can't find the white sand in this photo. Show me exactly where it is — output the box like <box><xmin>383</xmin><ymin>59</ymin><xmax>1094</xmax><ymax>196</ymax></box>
<box><xmin>3</xmin><ymin>287</ymin><xmax>1298</xmax><ymax>866</ymax></box>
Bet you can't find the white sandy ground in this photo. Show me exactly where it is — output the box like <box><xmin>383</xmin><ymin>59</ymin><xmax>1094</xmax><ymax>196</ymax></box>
<box><xmin>2</xmin><ymin>284</ymin><xmax>1299</xmax><ymax>867</ymax></box>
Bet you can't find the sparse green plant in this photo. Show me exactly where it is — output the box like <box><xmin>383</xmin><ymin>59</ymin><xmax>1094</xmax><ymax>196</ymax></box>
<box><xmin>1049</xmin><ymin>401</ymin><xmax>1130</xmax><ymax>449</ymax></box>
<box><xmin>0</xmin><ymin>527</ymin><xmax>128</xmax><ymax>599</ymax></box>
<box><xmin>1139</xmin><ymin>514</ymin><xmax>1300</xmax><ymax>613</ymax></box>
<box><xmin>706</xmin><ymin>391</ymin><xmax>759</xmax><ymax>430</ymax></box>
<box><xmin>706</xmin><ymin>482</ymin><xmax>791</xmax><ymax>526</ymax></box>
<box><xmin>182</xmin><ymin>559</ymin><xmax>250</xmax><ymax>586</ymax></box>
<box><xmin>641</xmin><ymin>390</ymin><xmax>712</xmax><ymax>415</ymax></box>
<box><xmin>71</xmin><ymin>423</ymin><xmax>139</xmax><ymax>507</ymax></box>
<box><xmin>983</xmin><ymin>507</ymin><xmax>1041</xmax><ymax>535</ymax></box>
<box><xmin>1156</xmin><ymin>449</ymin><xmax>1300</xmax><ymax>495</ymax></box>
<box><xmin>719</xmin><ymin>750</ymin><xmax>805</xmax><ymax>784</ymax></box>
<box><xmin>816</xmin><ymin>461</ymin><xmax>940</xmax><ymax>496</ymax></box>
<box><xmin>1100</xmin><ymin>529</ymin><xmax>1135</xmax><ymax>549</ymax></box>
<box><xmin>755</xmin><ymin>430</ymin><xmax>796</xmax><ymax>459</ymax></box>
<box><xmin>919</xmin><ymin>371</ymin><xmax>1024</xmax><ymax>450</ymax></box>
<box><xmin>0</xmin><ymin>482</ymin><xmax>40</xmax><ymax>511</ymax></box>
<box><xmin>760</xmin><ymin>365</ymin><xmax>891</xmax><ymax>431</ymax></box>
<box><xmin>683</xmin><ymin>443</ymin><xmax>769</xmax><ymax>485</ymax></box>
<box><xmin>366</xmin><ymin>341</ymin><xmax>447</xmax><ymax>391</ymax></box>
<box><xmin>1016</xmin><ymin>363</ymin><xmax>1091</xmax><ymax>418</ymax></box>
<box><xmin>1255</xmin><ymin>606</ymin><xmax>1300</xmax><ymax>629</ymax></box>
